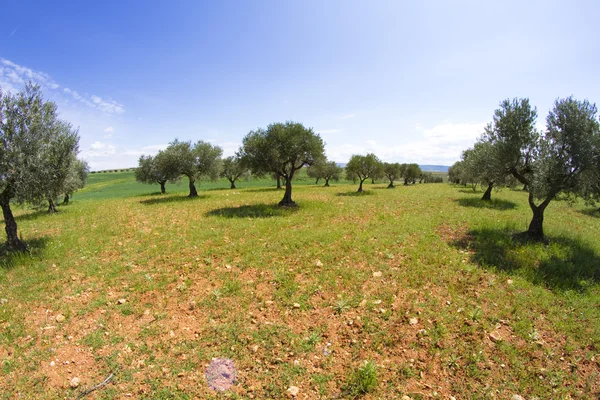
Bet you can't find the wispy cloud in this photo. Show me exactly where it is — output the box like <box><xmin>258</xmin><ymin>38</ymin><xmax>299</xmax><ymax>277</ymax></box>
<box><xmin>0</xmin><ymin>57</ymin><xmax>124</xmax><ymax>115</ymax></box>
<box><xmin>340</xmin><ymin>113</ymin><xmax>356</xmax><ymax>120</ymax></box>
<box><xmin>10</xmin><ymin>25</ymin><xmax>20</xmax><ymax>37</ymax></box>
<box><xmin>104</xmin><ymin>126</ymin><xmax>114</xmax><ymax>133</ymax></box>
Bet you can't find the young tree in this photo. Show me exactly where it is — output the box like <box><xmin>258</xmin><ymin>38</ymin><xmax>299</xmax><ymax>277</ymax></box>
<box><xmin>164</xmin><ymin>139</ymin><xmax>223</xmax><ymax>197</ymax></box>
<box><xmin>487</xmin><ymin>97</ymin><xmax>600</xmax><ymax>239</ymax></box>
<box><xmin>0</xmin><ymin>83</ymin><xmax>80</xmax><ymax>250</ymax></box>
<box><xmin>462</xmin><ymin>137</ymin><xmax>507</xmax><ymax>201</ymax></box>
<box><xmin>221</xmin><ymin>155</ymin><xmax>249</xmax><ymax>189</ymax></box>
<box><xmin>382</xmin><ymin>162</ymin><xmax>402</xmax><ymax>188</ymax></box>
<box><xmin>135</xmin><ymin>151</ymin><xmax>179</xmax><ymax>194</ymax></box>
<box><xmin>62</xmin><ymin>158</ymin><xmax>89</xmax><ymax>204</ymax></box>
<box><xmin>448</xmin><ymin>161</ymin><xmax>465</xmax><ymax>184</ymax></box>
<box><xmin>239</xmin><ymin>121</ymin><xmax>325</xmax><ymax>206</ymax></box>
<box><xmin>346</xmin><ymin>153</ymin><xmax>382</xmax><ymax>192</ymax></box>
<box><xmin>307</xmin><ymin>160</ymin><xmax>342</xmax><ymax>186</ymax></box>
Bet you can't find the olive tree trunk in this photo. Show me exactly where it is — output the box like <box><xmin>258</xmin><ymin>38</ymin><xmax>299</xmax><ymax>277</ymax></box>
<box><xmin>229</xmin><ymin>180</ymin><xmax>236</xmax><ymax>189</ymax></box>
<box><xmin>525</xmin><ymin>192</ymin><xmax>552</xmax><ymax>240</ymax></box>
<box><xmin>0</xmin><ymin>194</ymin><xmax>26</xmax><ymax>251</ymax></box>
<box><xmin>279</xmin><ymin>172</ymin><xmax>296</xmax><ymax>207</ymax></box>
<box><xmin>48</xmin><ymin>198</ymin><xmax>58</xmax><ymax>213</ymax></box>
<box><xmin>324</xmin><ymin>178</ymin><xmax>330</xmax><ymax>187</ymax></box>
<box><xmin>63</xmin><ymin>194</ymin><xmax>70</xmax><ymax>204</ymax></box>
<box><xmin>481</xmin><ymin>183</ymin><xmax>493</xmax><ymax>201</ymax></box>
<box><xmin>276</xmin><ymin>175</ymin><xmax>282</xmax><ymax>190</ymax></box>
<box><xmin>159</xmin><ymin>180</ymin><xmax>166</xmax><ymax>194</ymax></box>
<box><xmin>188</xmin><ymin>178</ymin><xmax>198</xmax><ymax>197</ymax></box>
<box><xmin>358</xmin><ymin>178</ymin><xmax>366</xmax><ymax>192</ymax></box>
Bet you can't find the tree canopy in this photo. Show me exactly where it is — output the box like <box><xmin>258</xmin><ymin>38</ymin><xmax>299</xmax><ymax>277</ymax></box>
<box><xmin>382</xmin><ymin>162</ymin><xmax>402</xmax><ymax>188</ymax></box>
<box><xmin>221</xmin><ymin>155</ymin><xmax>249</xmax><ymax>189</ymax></box>
<box><xmin>307</xmin><ymin>160</ymin><xmax>342</xmax><ymax>187</ymax></box>
<box><xmin>163</xmin><ymin>139</ymin><xmax>223</xmax><ymax>197</ymax></box>
<box><xmin>0</xmin><ymin>83</ymin><xmax>80</xmax><ymax>250</ymax></box>
<box><xmin>484</xmin><ymin>97</ymin><xmax>600</xmax><ymax>239</ymax></box>
<box><xmin>345</xmin><ymin>153</ymin><xmax>382</xmax><ymax>192</ymax></box>
<box><xmin>239</xmin><ymin>121</ymin><xmax>325</xmax><ymax>206</ymax></box>
<box><xmin>135</xmin><ymin>151</ymin><xmax>180</xmax><ymax>194</ymax></box>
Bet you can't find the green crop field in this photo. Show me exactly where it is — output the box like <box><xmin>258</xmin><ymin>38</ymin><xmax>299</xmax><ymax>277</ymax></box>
<box><xmin>0</xmin><ymin>173</ymin><xmax>599</xmax><ymax>399</ymax></box>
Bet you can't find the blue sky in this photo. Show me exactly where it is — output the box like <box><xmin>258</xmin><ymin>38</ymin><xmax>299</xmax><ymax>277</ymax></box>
<box><xmin>1</xmin><ymin>1</ymin><xmax>599</xmax><ymax>170</ymax></box>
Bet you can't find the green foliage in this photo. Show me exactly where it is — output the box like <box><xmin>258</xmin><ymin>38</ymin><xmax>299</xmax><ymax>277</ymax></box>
<box><xmin>0</xmin><ymin>83</ymin><xmax>79</xmax><ymax>247</ymax></box>
<box><xmin>400</xmin><ymin>163</ymin><xmax>422</xmax><ymax>185</ymax></box>
<box><xmin>220</xmin><ymin>156</ymin><xmax>249</xmax><ymax>188</ymax></box>
<box><xmin>239</xmin><ymin>121</ymin><xmax>325</xmax><ymax>205</ymax></box>
<box><xmin>345</xmin><ymin>153</ymin><xmax>382</xmax><ymax>191</ymax></box>
<box><xmin>382</xmin><ymin>162</ymin><xmax>401</xmax><ymax>187</ymax></box>
<box><xmin>306</xmin><ymin>160</ymin><xmax>342</xmax><ymax>186</ymax></box>
<box><xmin>344</xmin><ymin>360</ymin><xmax>378</xmax><ymax>397</ymax></box>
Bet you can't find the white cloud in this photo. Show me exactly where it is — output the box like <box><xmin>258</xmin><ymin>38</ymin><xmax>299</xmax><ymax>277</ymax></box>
<box><xmin>340</xmin><ymin>113</ymin><xmax>356</xmax><ymax>120</ymax></box>
<box><xmin>91</xmin><ymin>95</ymin><xmax>124</xmax><ymax>114</ymax></box>
<box><xmin>0</xmin><ymin>57</ymin><xmax>124</xmax><ymax>115</ymax></box>
<box><xmin>85</xmin><ymin>141</ymin><xmax>117</xmax><ymax>157</ymax></box>
<box><xmin>104</xmin><ymin>126</ymin><xmax>115</xmax><ymax>133</ymax></box>
<box><xmin>325</xmin><ymin>121</ymin><xmax>486</xmax><ymax>165</ymax></box>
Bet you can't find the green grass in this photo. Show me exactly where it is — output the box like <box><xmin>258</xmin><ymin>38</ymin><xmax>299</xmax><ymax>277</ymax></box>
<box><xmin>0</xmin><ymin>174</ymin><xmax>599</xmax><ymax>398</ymax></box>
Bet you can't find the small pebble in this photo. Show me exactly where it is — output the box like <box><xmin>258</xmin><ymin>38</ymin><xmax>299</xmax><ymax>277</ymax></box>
<box><xmin>69</xmin><ymin>377</ymin><xmax>80</xmax><ymax>388</ymax></box>
<box><xmin>287</xmin><ymin>386</ymin><xmax>299</xmax><ymax>397</ymax></box>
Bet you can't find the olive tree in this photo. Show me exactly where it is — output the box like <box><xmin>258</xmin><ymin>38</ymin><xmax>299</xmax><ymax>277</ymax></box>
<box><xmin>401</xmin><ymin>163</ymin><xmax>422</xmax><ymax>185</ymax></box>
<box><xmin>307</xmin><ymin>160</ymin><xmax>342</xmax><ymax>186</ymax></box>
<box><xmin>221</xmin><ymin>155</ymin><xmax>249</xmax><ymax>189</ymax></box>
<box><xmin>62</xmin><ymin>158</ymin><xmax>89</xmax><ymax>204</ymax></box>
<box><xmin>382</xmin><ymin>162</ymin><xmax>402</xmax><ymax>188</ymax></box>
<box><xmin>164</xmin><ymin>139</ymin><xmax>223</xmax><ymax>197</ymax></box>
<box><xmin>462</xmin><ymin>137</ymin><xmax>507</xmax><ymax>201</ymax></box>
<box><xmin>0</xmin><ymin>84</ymin><xmax>80</xmax><ymax>250</ymax></box>
<box><xmin>239</xmin><ymin>121</ymin><xmax>325</xmax><ymax>206</ymax></box>
<box><xmin>345</xmin><ymin>153</ymin><xmax>382</xmax><ymax>192</ymax></box>
<box><xmin>487</xmin><ymin>97</ymin><xmax>600</xmax><ymax>239</ymax></box>
<box><xmin>135</xmin><ymin>151</ymin><xmax>179</xmax><ymax>194</ymax></box>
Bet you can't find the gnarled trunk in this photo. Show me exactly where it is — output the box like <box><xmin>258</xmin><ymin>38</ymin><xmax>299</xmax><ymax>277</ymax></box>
<box><xmin>358</xmin><ymin>179</ymin><xmax>366</xmax><ymax>192</ymax></box>
<box><xmin>48</xmin><ymin>198</ymin><xmax>58</xmax><ymax>213</ymax></box>
<box><xmin>230</xmin><ymin>180</ymin><xmax>236</xmax><ymax>189</ymax></box>
<box><xmin>63</xmin><ymin>194</ymin><xmax>70</xmax><ymax>204</ymax></box>
<box><xmin>315</xmin><ymin>178</ymin><xmax>320</xmax><ymax>184</ymax></box>
<box><xmin>324</xmin><ymin>178</ymin><xmax>330</xmax><ymax>187</ymax></box>
<box><xmin>279</xmin><ymin>172</ymin><xmax>296</xmax><ymax>207</ymax></box>
<box><xmin>525</xmin><ymin>192</ymin><xmax>552</xmax><ymax>241</ymax></box>
<box><xmin>481</xmin><ymin>183</ymin><xmax>493</xmax><ymax>201</ymax></box>
<box><xmin>276</xmin><ymin>175</ymin><xmax>282</xmax><ymax>190</ymax></box>
<box><xmin>387</xmin><ymin>178</ymin><xmax>395</xmax><ymax>188</ymax></box>
<box><xmin>0</xmin><ymin>192</ymin><xmax>26</xmax><ymax>251</ymax></box>
<box><xmin>188</xmin><ymin>178</ymin><xmax>198</xmax><ymax>197</ymax></box>
<box><xmin>159</xmin><ymin>180</ymin><xmax>166</xmax><ymax>194</ymax></box>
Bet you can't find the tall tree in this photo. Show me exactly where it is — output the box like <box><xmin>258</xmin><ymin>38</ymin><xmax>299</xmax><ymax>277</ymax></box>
<box><xmin>346</xmin><ymin>154</ymin><xmax>382</xmax><ymax>192</ymax></box>
<box><xmin>239</xmin><ymin>121</ymin><xmax>325</xmax><ymax>206</ymax></box>
<box><xmin>221</xmin><ymin>156</ymin><xmax>249</xmax><ymax>189</ymax></box>
<box><xmin>307</xmin><ymin>160</ymin><xmax>342</xmax><ymax>186</ymax></box>
<box><xmin>487</xmin><ymin>97</ymin><xmax>600</xmax><ymax>239</ymax></box>
<box><xmin>382</xmin><ymin>162</ymin><xmax>402</xmax><ymax>188</ymax></box>
<box><xmin>164</xmin><ymin>139</ymin><xmax>223</xmax><ymax>197</ymax></box>
<box><xmin>0</xmin><ymin>83</ymin><xmax>80</xmax><ymax>250</ymax></box>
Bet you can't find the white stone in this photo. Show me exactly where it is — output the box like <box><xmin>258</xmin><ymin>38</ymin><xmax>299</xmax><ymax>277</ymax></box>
<box><xmin>372</xmin><ymin>271</ymin><xmax>382</xmax><ymax>277</ymax></box>
<box><xmin>69</xmin><ymin>377</ymin><xmax>81</xmax><ymax>388</ymax></box>
<box><xmin>287</xmin><ymin>386</ymin><xmax>299</xmax><ymax>397</ymax></box>
<box><xmin>409</xmin><ymin>317</ymin><xmax>418</xmax><ymax>325</ymax></box>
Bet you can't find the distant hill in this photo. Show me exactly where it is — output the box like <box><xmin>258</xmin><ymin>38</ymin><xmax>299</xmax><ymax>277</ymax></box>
<box><xmin>419</xmin><ymin>165</ymin><xmax>449</xmax><ymax>173</ymax></box>
<box><xmin>336</xmin><ymin>163</ymin><xmax>448</xmax><ymax>173</ymax></box>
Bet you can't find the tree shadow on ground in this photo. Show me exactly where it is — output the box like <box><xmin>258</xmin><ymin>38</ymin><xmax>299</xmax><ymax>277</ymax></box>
<box><xmin>245</xmin><ymin>187</ymin><xmax>281</xmax><ymax>193</ymax></box>
<box><xmin>454</xmin><ymin>197</ymin><xmax>518</xmax><ymax>211</ymax></box>
<box><xmin>137</xmin><ymin>191</ymin><xmax>166</xmax><ymax>197</ymax></box>
<box><xmin>457</xmin><ymin>188</ymin><xmax>480</xmax><ymax>194</ymax></box>
<box><xmin>139</xmin><ymin>195</ymin><xmax>208</xmax><ymax>205</ymax></box>
<box><xmin>580</xmin><ymin>208</ymin><xmax>600</xmax><ymax>218</ymax></box>
<box><xmin>336</xmin><ymin>190</ymin><xmax>375</xmax><ymax>197</ymax></box>
<box><xmin>453</xmin><ymin>227</ymin><xmax>600</xmax><ymax>293</ymax></box>
<box><xmin>205</xmin><ymin>204</ymin><xmax>299</xmax><ymax>218</ymax></box>
<box><xmin>0</xmin><ymin>236</ymin><xmax>50</xmax><ymax>269</ymax></box>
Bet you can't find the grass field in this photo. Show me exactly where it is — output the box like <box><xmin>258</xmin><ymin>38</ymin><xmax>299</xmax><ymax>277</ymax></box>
<box><xmin>0</xmin><ymin>172</ymin><xmax>599</xmax><ymax>399</ymax></box>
